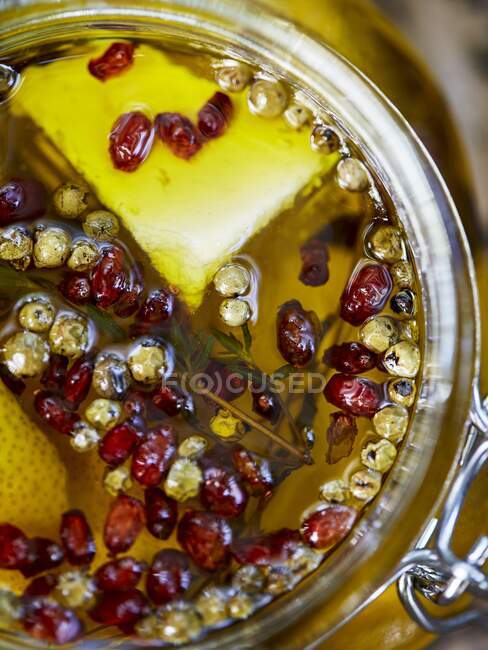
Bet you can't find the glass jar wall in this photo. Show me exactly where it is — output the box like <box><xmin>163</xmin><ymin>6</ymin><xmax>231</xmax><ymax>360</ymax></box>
<box><xmin>0</xmin><ymin>2</ymin><xmax>483</xmax><ymax>649</ymax></box>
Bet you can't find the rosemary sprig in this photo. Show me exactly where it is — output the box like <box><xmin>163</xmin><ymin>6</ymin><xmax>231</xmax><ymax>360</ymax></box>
<box><xmin>210</xmin><ymin>327</ymin><xmax>253</xmax><ymax>365</ymax></box>
<box><xmin>271</xmin><ymin>364</ymin><xmax>295</xmax><ymax>381</ymax></box>
<box><xmin>169</xmin><ymin>321</ymin><xmax>216</xmax><ymax>374</ymax></box>
<box><xmin>0</xmin><ymin>264</ymin><xmax>39</xmax><ymax>295</ymax></box>
<box><xmin>211</xmin><ymin>326</ymin><xmax>310</xmax><ymax>445</ymax></box>
<box><xmin>296</xmin><ymin>392</ymin><xmax>318</xmax><ymax>431</ymax></box>
<box><xmin>170</xmin><ymin>321</ymin><xmax>311</xmax><ymax>465</ymax></box>
<box><xmin>85</xmin><ymin>305</ymin><xmax>126</xmax><ymax>343</ymax></box>
<box><xmin>241</xmin><ymin>322</ymin><xmax>252</xmax><ymax>354</ymax></box>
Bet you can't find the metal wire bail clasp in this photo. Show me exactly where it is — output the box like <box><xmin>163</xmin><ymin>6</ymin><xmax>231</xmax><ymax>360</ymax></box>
<box><xmin>397</xmin><ymin>390</ymin><xmax>488</xmax><ymax>634</ymax></box>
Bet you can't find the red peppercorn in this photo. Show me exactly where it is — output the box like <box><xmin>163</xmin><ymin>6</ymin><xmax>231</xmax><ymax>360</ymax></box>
<box><xmin>60</xmin><ymin>510</ymin><xmax>96</xmax><ymax>566</ymax></box>
<box><xmin>137</xmin><ymin>288</ymin><xmax>175</xmax><ymax>323</ymax></box>
<box><xmin>109</xmin><ymin>111</ymin><xmax>154</xmax><ymax>172</ymax></box>
<box><xmin>91</xmin><ymin>245</ymin><xmax>127</xmax><ymax>308</ymax></box>
<box><xmin>0</xmin><ymin>178</ymin><xmax>46</xmax><ymax>225</ymax></box>
<box><xmin>233</xmin><ymin>528</ymin><xmax>300</xmax><ymax>566</ymax></box>
<box><xmin>123</xmin><ymin>390</ymin><xmax>147</xmax><ymax>418</ymax></box>
<box><xmin>59</xmin><ymin>272</ymin><xmax>92</xmax><ymax>305</ymax></box>
<box><xmin>340</xmin><ymin>262</ymin><xmax>392</xmax><ymax>326</ymax></box>
<box><xmin>41</xmin><ymin>354</ymin><xmax>68</xmax><ymax>391</ymax></box>
<box><xmin>200</xmin><ymin>464</ymin><xmax>248</xmax><ymax>519</ymax></box>
<box><xmin>301</xmin><ymin>505</ymin><xmax>357</xmax><ymax>549</ymax></box>
<box><xmin>131</xmin><ymin>427</ymin><xmax>176</xmax><ymax>487</ymax></box>
<box><xmin>99</xmin><ymin>422</ymin><xmax>139</xmax><ymax>467</ymax></box>
<box><xmin>152</xmin><ymin>381</ymin><xmax>190</xmax><ymax>417</ymax></box>
<box><xmin>251</xmin><ymin>388</ymin><xmax>281</xmax><ymax>424</ymax></box>
<box><xmin>95</xmin><ymin>557</ymin><xmax>144</xmax><ymax>592</ymax></box>
<box><xmin>21</xmin><ymin>537</ymin><xmax>64</xmax><ymax>578</ymax></box>
<box><xmin>0</xmin><ymin>364</ymin><xmax>26</xmax><ymax>396</ymax></box>
<box><xmin>144</xmin><ymin>487</ymin><xmax>178</xmax><ymax>540</ymax></box>
<box><xmin>205</xmin><ymin>360</ymin><xmax>247</xmax><ymax>402</ymax></box>
<box><xmin>326</xmin><ymin>411</ymin><xmax>358</xmax><ymax>465</ymax></box>
<box><xmin>324</xmin><ymin>342</ymin><xmax>378</xmax><ymax>374</ymax></box>
<box><xmin>177</xmin><ymin>510</ymin><xmax>232</xmax><ymax>571</ymax></box>
<box><xmin>34</xmin><ymin>391</ymin><xmax>80</xmax><ymax>435</ymax></box>
<box><xmin>277</xmin><ymin>300</ymin><xmax>320</xmax><ymax>367</ymax></box>
<box><xmin>323</xmin><ymin>374</ymin><xmax>383</xmax><ymax>418</ymax></box>
<box><xmin>104</xmin><ymin>495</ymin><xmax>146</xmax><ymax>555</ymax></box>
<box><xmin>0</xmin><ymin>523</ymin><xmax>30</xmax><ymax>569</ymax></box>
<box><xmin>63</xmin><ymin>355</ymin><xmax>94</xmax><ymax>408</ymax></box>
<box><xmin>146</xmin><ymin>549</ymin><xmax>192</xmax><ymax>605</ymax></box>
<box><xmin>121</xmin><ymin>393</ymin><xmax>147</xmax><ymax>438</ymax></box>
<box><xmin>89</xmin><ymin>589</ymin><xmax>148</xmax><ymax>627</ymax></box>
<box><xmin>22</xmin><ymin>598</ymin><xmax>84</xmax><ymax>644</ymax></box>
<box><xmin>232</xmin><ymin>448</ymin><xmax>273</xmax><ymax>496</ymax></box>
<box><xmin>88</xmin><ymin>42</ymin><xmax>135</xmax><ymax>81</ymax></box>
<box><xmin>128</xmin><ymin>415</ymin><xmax>147</xmax><ymax>440</ymax></box>
<box><xmin>299</xmin><ymin>239</ymin><xmax>329</xmax><ymax>286</ymax></box>
<box><xmin>155</xmin><ymin>112</ymin><xmax>202</xmax><ymax>160</ymax></box>
<box><xmin>23</xmin><ymin>574</ymin><xmax>58</xmax><ymax>598</ymax></box>
<box><xmin>114</xmin><ymin>279</ymin><xmax>144</xmax><ymax>318</ymax></box>
<box><xmin>198</xmin><ymin>92</ymin><xmax>233</xmax><ymax>140</ymax></box>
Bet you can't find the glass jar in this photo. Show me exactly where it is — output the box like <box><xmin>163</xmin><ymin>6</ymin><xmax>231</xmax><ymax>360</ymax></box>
<box><xmin>0</xmin><ymin>2</ymin><xmax>485</xmax><ymax>649</ymax></box>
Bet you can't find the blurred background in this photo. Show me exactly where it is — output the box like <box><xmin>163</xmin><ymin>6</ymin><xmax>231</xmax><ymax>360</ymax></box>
<box><xmin>374</xmin><ymin>3</ymin><xmax>488</xmax><ymax>646</ymax></box>
<box><xmin>374</xmin><ymin>0</ymin><xmax>488</xmax><ymax>227</ymax></box>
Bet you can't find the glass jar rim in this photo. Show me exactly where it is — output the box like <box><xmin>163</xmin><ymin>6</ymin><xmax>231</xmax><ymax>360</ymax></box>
<box><xmin>0</xmin><ymin>1</ymin><xmax>481</xmax><ymax>648</ymax></box>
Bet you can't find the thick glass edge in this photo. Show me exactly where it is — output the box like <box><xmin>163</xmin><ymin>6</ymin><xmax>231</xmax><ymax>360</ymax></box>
<box><xmin>0</xmin><ymin>1</ymin><xmax>480</xmax><ymax>648</ymax></box>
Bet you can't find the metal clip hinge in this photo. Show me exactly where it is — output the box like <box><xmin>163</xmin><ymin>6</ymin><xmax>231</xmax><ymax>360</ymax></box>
<box><xmin>396</xmin><ymin>391</ymin><xmax>488</xmax><ymax>634</ymax></box>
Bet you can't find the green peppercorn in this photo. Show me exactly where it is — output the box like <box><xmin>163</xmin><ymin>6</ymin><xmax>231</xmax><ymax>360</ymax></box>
<box><xmin>383</xmin><ymin>341</ymin><xmax>420</xmax><ymax>377</ymax></box>
<box><xmin>195</xmin><ymin>587</ymin><xmax>229</xmax><ymax>626</ymax></box>
<box><xmin>336</xmin><ymin>158</ymin><xmax>369</xmax><ymax>192</ymax></box>
<box><xmin>373</xmin><ymin>405</ymin><xmax>409</xmax><ymax>442</ymax></box>
<box><xmin>92</xmin><ymin>354</ymin><xmax>131</xmax><ymax>399</ymax></box>
<box><xmin>350</xmin><ymin>468</ymin><xmax>382</xmax><ymax>502</ymax></box>
<box><xmin>33</xmin><ymin>226</ymin><xmax>71</xmax><ymax>268</ymax></box>
<box><xmin>214</xmin><ymin>59</ymin><xmax>252</xmax><ymax>93</ymax></box>
<box><xmin>67</xmin><ymin>240</ymin><xmax>99</xmax><ymax>272</ymax></box>
<box><xmin>388</xmin><ymin>378</ymin><xmax>416</xmax><ymax>408</ymax></box>
<box><xmin>0</xmin><ymin>227</ymin><xmax>33</xmax><ymax>270</ymax></box>
<box><xmin>367</xmin><ymin>224</ymin><xmax>405</xmax><ymax>263</ymax></box>
<box><xmin>18</xmin><ymin>298</ymin><xmax>55</xmax><ymax>333</ymax></box>
<box><xmin>164</xmin><ymin>458</ymin><xmax>203</xmax><ymax>501</ymax></box>
<box><xmin>361</xmin><ymin>439</ymin><xmax>397</xmax><ymax>473</ymax></box>
<box><xmin>53</xmin><ymin>183</ymin><xmax>88</xmax><ymax>219</ymax></box>
<box><xmin>219</xmin><ymin>298</ymin><xmax>251</xmax><ymax>327</ymax></box>
<box><xmin>127</xmin><ymin>339</ymin><xmax>168</xmax><ymax>384</ymax></box>
<box><xmin>83</xmin><ymin>210</ymin><xmax>119</xmax><ymax>241</ymax></box>
<box><xmin>49</xmin><ymin>314</ymin><xmax>88</xmax><ymax>359</ymax></box>
<box><xmin>248</xmin><ymin>79</ymin><xmax>288</xmax><ymax>118</ymax></box>
<box><xmin>359</xmin><ymin>315</ymin><xmax>400</xmax><ymax>353</ymax></box>
<box><xmin>3</xmin><ymin>331</ymin><xmax>50</xmax><ymax>377</ymax></box>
